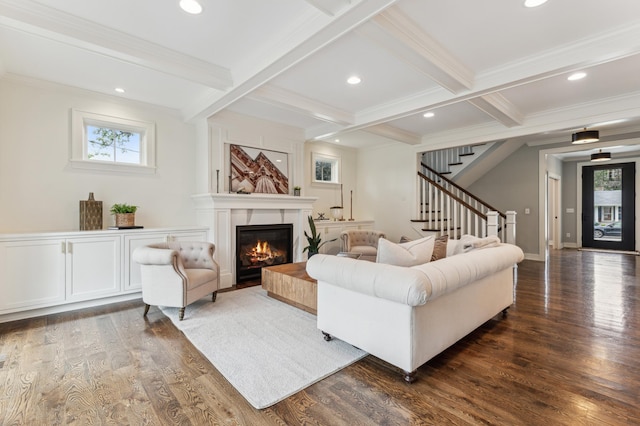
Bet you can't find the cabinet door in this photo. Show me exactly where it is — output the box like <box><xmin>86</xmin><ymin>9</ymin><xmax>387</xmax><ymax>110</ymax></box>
<box><xmin>66</xmin><ymin>236</ymin><xmax>121</xmax><ymax>301</ymax></box>
<box><xmin>167</xmin><ymin>231</ymin><xmax>208</xmax><ymax>242</ymax></box>
<box><xmin>124</xmin><ymin>234</ymin><xmax>166</xmax><ymax>291</ymax></box>
<box><xmin>0</xmin><ymin>239</ymin><xmax>66</xmax><ymax>313</ymax></box>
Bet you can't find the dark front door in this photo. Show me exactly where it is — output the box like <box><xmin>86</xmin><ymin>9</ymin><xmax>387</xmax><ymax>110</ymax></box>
<box><xmin>582</xmin><ymin>162</ymin><xmax>635</xmax><ymax>251</ymax></box>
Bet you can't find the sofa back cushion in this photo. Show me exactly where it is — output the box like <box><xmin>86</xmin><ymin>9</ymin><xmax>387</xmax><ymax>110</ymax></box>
<box><xmin>376</xmin><ymin>236</ymin><xmax>435</xmax><ymax>266</ymax></box>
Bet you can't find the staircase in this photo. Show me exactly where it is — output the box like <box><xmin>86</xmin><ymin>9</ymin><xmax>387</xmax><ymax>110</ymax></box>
<box><xmin>420</xmin><ymin>143</ymin><xmax>492</xmax><ymax>179</ymax></box>
<box><xmin>413</xmin><ymin>161</ymin><xmax>516</xmax><ymax>243</ymax></box>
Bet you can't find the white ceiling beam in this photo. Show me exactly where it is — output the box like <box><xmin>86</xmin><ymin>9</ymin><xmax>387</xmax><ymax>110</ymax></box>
<box><xmin>0</xmin><ymin>0</ymin><xmax>232</xmax><ymax>90</ymax></box>
<box><xmin>363</xmin><ymin>124</ymin><xmax>421</xmax><ymax>145</ymax></box>
<box><xmin>467</xmin><ymin>93</ymin><xmax>524</xmax><ymax>128</ymax></box>
<box><xmin>250</xmin><ymin>85</ymin><xmax>354</xmax><ymax>125</ymax></box>
<box><xmin>416</xmin><ymin>91</ymin><xmax>640</xmax><ymax>150</ymax></box>
<box><xmin>304</xmin><ymin>0</ymin><xmax>351</xmax><ymax>16</ymax></box>
<box><xmin>309</xmin><ymin>23</ymin><xmax>640</xmax><ymax>140</ymax></box>
<box><xmin>184</xmin><ymin>0</ymin><xmax>401</xmax><ymax>122</ymax></box>
<box><xmin>357</xmin><ymin>6</ymin><xmax>474</xmax><ymax>94</ymax></box>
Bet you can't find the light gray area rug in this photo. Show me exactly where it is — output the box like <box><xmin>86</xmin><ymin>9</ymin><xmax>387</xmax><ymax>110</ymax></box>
<box><xmin>159</xmin><ymin>286</ymin><xmax>367</xmax><ymax>409</ymax></box>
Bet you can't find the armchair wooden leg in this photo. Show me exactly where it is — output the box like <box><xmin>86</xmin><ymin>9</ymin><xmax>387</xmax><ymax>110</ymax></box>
<box><xmin>212</xmin><ymin>291</ymin><xmax>218</xmax><ymax>303</ymax></box>
<box><xmin>179</xmin><ymin>307</ymin><xmax>185</xmax><ymax>321</ymax></box>
<box><xmin>143</xmin><ymin>304</ymin><xmax>150</xmax><ymax>317</ymax></box>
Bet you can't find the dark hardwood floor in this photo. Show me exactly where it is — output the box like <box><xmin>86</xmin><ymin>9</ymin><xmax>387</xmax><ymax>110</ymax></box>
<box><xmin>0</xmin><ymin>249</ymin><xmax>638</xmax><ymax>425</ymax></box>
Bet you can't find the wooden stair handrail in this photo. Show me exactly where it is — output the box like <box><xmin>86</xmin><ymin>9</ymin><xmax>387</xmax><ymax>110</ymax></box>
<box><xmin>420</xmin><ymin>162</ymin><xmax>506</xmax><ymax>219</ymax></box>
<box><xmin>417</xmin><ymin>171</ymin><xmax>487</xmax><ymax>220</ymax></box>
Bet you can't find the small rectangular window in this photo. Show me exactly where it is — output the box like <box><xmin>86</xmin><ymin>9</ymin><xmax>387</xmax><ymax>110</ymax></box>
<box><xmin>71</xmin><ymin>109</ymin><xmax>155</xmax><ymax>174</ymax></box>
<box><xmin>312</xmin><ymin>152</ymin><xmax>340</xmax><ymax>184</ymax></box>
<box><xmin>86</xmin><ymin>125</ymin><xmax>141</xmax><ymax>164</ymax></box>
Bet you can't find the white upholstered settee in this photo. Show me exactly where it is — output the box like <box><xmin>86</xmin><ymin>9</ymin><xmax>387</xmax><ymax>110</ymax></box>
<box><xmin>306</xmin><ymin>241</ymin><xmax>524</xmax><ymax>382</ymax></box>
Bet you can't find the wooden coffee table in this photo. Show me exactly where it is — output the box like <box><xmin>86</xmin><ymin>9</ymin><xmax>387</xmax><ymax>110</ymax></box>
<box><xmin>261</xmin><ymin>262</ymin><xmax>317</xmax><ymax>314</ymax></box>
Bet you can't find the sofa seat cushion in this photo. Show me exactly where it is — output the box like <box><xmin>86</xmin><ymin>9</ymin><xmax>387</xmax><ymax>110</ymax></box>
<box><xmin>184</xmin><ymin>269</ymin><xmax>217</xmax><ymax>289</ymax></box>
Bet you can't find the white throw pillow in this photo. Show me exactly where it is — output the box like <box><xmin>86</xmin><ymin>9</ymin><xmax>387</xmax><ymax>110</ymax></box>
<box><xmin>376</xmin><ymin>236</ymin><xmax>435</xmax><ymax>266</ymax></box>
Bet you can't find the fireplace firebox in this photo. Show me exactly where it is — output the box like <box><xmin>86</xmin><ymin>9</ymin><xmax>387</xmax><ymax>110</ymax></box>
<box><xmin>235</xmin><ymin>223</ymin><xmax>293</xmax><ymax>283</ymax></box>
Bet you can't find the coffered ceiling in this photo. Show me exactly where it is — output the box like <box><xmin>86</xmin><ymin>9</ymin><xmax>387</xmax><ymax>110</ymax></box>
<box><xmin>1</xmin><ymin>0</ymin><xmax>639</xmax><ymax>151</ymax></box>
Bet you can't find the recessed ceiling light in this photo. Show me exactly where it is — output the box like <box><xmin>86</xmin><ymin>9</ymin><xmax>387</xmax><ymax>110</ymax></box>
<box><xmin>179</xmin><ymin>0</ymin><xmax>203</xmax><ymax>14</ymax></box>
<box><xmin>567</xmin><ymin>72</ymin><xmax>587</xmax><ymax>81</ymax></box>
<box><xmin>423</xmin><ymin>112</ymin><xmax>435</xmax><ymax>118</ymax></box>
<box><xmin>347</xmin><ymin>76</ymin><xmax>361</xmax><ymax>85</ymax></box>
<box><xmin>114</xmin><ymin>87</ymin><xmax>125</xmax><ymax>93</ymax></box>
<box><xmin>334</xmin><ymin>139</ymin><xmax>340</xmax><ymax>143</ymax></box>
<box><xmin>524</xmin><ymin>0</ymin><xmax>548</xmax><ymax>7</ymax></box>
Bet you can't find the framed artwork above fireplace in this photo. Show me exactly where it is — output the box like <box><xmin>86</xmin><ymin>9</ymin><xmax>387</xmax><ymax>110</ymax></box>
<box><xmin>229</xmin><ymin>144</ymin><xmax>289</xmax><ymax>194</ymax></box>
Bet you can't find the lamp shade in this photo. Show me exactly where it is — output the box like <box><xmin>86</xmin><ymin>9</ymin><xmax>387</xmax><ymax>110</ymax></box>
<box><xmin>572</xmin><ymin>129</ymin><xmax>599</xmax><ymax>144</ymax></box>
<box><xmin>591</xmin><ymin>151</ymin><xmax>611</xmax><ymax>162</ymax></box>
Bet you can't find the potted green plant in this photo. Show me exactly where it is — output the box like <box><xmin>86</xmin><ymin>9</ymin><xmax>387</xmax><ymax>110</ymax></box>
<box><xmin>110</xmin><ymin>203</ymin><xmax>138</xmax><ymax>227</ymax></box>
<box><xmin>303</xmin><ymin>215</ymin><xmax>336</xmax><ymax>258</ymax></box>
<box><xmin>293</xmin><ymin>186</ymin><xmax>301</xmax><ymax>196</ymax></box>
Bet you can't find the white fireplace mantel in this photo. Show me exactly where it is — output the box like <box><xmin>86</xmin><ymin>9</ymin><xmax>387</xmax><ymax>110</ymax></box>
<box><xmin>192</xmin><ymin>193</ymin><xmax>317</xmax><ymax>288</ymax></box>
<box><xmin>191</xmin><ymin>193</ymin><xmax>317</xmax><ymax>210</ymax></box>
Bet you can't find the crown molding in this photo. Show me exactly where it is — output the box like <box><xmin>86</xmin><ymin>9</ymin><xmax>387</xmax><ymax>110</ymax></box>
<box><xmin>0</xmin><ymin>0</ymin><xmax>232</xmax><ymax>90</ymax></box>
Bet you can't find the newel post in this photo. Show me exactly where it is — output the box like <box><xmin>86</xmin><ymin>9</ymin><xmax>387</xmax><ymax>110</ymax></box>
<box><xmin>487</xmin><ymin>211</ymin><xmax>499</xmax><ymax>237</ymax></box>
<box><xmin>506</xmin><ymin>210</ymin><xmax>517</xmax><ymax>245</ymax></box>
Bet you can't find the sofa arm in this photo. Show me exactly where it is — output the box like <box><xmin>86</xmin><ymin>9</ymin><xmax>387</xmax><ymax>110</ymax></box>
<box><xmin>306</xmin><ymin>254</ymin><xmax>428</xmax><ymax>307</ymax></box>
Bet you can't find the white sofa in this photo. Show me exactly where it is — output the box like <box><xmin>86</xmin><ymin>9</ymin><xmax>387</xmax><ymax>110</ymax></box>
<box><xmin>306</xmin><ymin>242</ymin><xmax>524</xmax><ymax>382</ymax></box>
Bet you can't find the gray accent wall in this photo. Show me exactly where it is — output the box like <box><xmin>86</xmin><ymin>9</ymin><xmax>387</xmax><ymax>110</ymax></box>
<box><xmin>467</xmin><ymin>143</ymin><xmax>540</xmax><ymax>256</ymax></box>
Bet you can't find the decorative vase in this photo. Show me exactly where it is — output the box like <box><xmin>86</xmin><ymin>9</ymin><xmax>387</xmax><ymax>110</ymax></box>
<box><xmin>79</xmin><ymin>192</ymin><xmax>103</xmax><ymax>230</ymax></box>
<box><xmin>115</xmin><ymin>213</ymin><xmax>135</xmax><ymax>227</ymax></box>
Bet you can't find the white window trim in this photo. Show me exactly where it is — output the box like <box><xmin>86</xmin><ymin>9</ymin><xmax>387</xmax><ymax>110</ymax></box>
<box><xmin>70</xmin><ymin>109</ymin><xmax>156</xmax><ymax>174</ymax></box>
<box><xmin>311</xmin><ymin>152</ymin><xmax>340</xmax><ymax>185</ymax></box>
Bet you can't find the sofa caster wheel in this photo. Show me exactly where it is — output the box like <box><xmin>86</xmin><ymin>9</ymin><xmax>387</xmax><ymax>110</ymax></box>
<box><xmin>502</xmin><ymin>307</ymin><xmax>509</xmax><ymax>318</ymax></box>
<box><xmin>403</xmin><ymin>370</ymin><xmax>416</xmax><ymax>383</ymax></box>
<box><xmin>143</xmin><ymin>304</ymin><xmax>150</xmax><ymax>317</ymax></box>
<box><xmin>179</xmin><ymin>307</ymin><xmax>185</xmax><ymax>321</ymax></box>
<box><xmin>322</xmin><ymin>332</ymin><xmax>332</xmax><ymax>341</ymax></box>
<box><xmin>212</xmin><ymin>291</ymin><xmax>217</xmax><ymax>303</ymax></box>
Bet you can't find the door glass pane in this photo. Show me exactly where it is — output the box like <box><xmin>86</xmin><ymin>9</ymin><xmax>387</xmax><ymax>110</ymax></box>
<box><xmin>593</xmin><ymin>168</ymin><xmax>622</xmax><ymax>241</ymax></box>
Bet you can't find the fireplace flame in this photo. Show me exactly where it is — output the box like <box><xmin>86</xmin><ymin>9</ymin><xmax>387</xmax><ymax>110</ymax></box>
<box><xmin>247</xmin><ymin>240</ymin><xmax>275</xmax><ymax>263</ymax></box>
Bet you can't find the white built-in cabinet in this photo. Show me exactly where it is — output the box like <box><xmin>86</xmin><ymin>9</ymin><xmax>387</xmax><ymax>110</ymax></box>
<box><xmin>313</xmin><ymin>220</ymin><xmax>374</xmax><ymax>255</ymax></box>
<box><xmin>0</xmin><ymin>227</ymin><xmax>208</xmax><ymax>322</ymax></box>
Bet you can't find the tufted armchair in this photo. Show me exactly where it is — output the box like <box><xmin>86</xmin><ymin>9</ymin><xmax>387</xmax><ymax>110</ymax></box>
<box><xmin>340</xmin><ymin>229</ymin><xmax>386</xmax><ymax>262</ymax></box>
<box><xmin>133</xmin><ymin>241</ymin><xmax>220</xmax><ymax>320</ymax></box>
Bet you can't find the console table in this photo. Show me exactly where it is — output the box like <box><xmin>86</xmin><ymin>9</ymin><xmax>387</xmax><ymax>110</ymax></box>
<box><xmin>261</xmin><ymin>262</ymin><xmax>317</xmax><ymax>314</ymax></box>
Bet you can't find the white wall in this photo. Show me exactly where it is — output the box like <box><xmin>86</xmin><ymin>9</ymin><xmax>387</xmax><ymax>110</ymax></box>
<box><xmin>357</xmin><ymin>142</ymin><xmax>420</xmax><ymax>242</ymax></box>
<box><xmin>303</xmin><ymin>141</ymin><xmax>358</xmax><ymax>219</ymax></box>
<box><xmin>0</xmin><ymin>76</ymin><xmax>198</xmax><ymax>233</ymax></box>
<box><xmin>205</xmin><ymin>111</ymin><xmax>305</xmax><ymax>195</ymax></box>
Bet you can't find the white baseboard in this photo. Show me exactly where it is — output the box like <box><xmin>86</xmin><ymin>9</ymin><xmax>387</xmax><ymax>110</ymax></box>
<box><xmin>0</xmin><ymin>292</ymin><xmax>142</xmax><ymax>324</ymax></box>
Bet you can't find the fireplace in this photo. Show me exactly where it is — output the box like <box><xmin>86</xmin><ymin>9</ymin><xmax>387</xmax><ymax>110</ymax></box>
<box><xmin>235</xmin><ymin>223</ymin><xmax>293</xmax><ymax>282</ymax></box>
